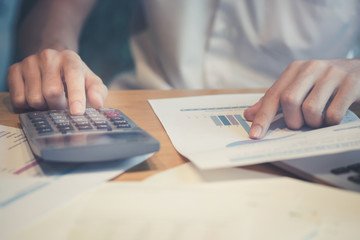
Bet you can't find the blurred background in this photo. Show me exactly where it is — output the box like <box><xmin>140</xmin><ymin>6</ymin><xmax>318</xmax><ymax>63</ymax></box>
<box><xmin>0</xmin><ymin>0</ymin><xmax>139</xmax><ymax>92</ymax></box>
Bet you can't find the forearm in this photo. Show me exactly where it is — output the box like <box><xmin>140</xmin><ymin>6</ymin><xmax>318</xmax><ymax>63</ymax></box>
<box><xmin>18</xmin><ymin>0</ymin><xmax>97</xmax><ymax>58</ymax></box>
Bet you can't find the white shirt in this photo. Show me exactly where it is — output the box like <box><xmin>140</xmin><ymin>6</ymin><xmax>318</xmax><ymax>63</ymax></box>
<box><xmin>110</xmin><ymin>0</ymin><xmax>360</xmax><ymax>90</ymax></box>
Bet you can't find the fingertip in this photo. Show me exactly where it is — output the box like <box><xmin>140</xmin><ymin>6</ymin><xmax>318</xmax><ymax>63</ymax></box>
<box><xmin>249</xmin><ymin>124</ymin><xmax>263</xmax><ymax>139</ymax></box>
<box><xmin>248</xmin><ymin>111</ymin><xmax>273</xmax><ymax>139</ymax></box>
<box><xmin>70</xmin><ymin>100</ymin><xmax>85</xmax><ymax>115</ymax></box>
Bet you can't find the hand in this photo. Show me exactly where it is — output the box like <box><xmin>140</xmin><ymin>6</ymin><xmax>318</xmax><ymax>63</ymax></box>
<box><xmin>7</xmin><ymin>49</ymin><xmax>108</xmax><ymax>115</ymax></box>
<box><xmin>244</xmin><ymin>59</ymin><xmax>360</xmax><ymax>139</ymax></box>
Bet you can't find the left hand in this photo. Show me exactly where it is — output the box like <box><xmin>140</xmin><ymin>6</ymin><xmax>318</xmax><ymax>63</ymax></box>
<box><xmin>244</xmin><ymin>58</ymin><xmax>360</xmax><ymax>139</ymax></box>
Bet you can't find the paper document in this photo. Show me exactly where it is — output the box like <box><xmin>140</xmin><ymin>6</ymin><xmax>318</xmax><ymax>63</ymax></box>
<box><xmin>9</xmin><ymin>175</ymin><xmax>360</xmax><ymax>240</ymax></box>
<box><xmin>0</xmin><ymin>125</ymin><xmax>150</xmax><ymax>240</ymax></box>
<box><xmin>144</xmin><ymin>162</ymin><xmax>274</xmax><ymax>185</ymax></box>
<box><xmin>149</xmin><ymin>94</ymin><xmax>360</xmax><ymax>169</ymax></box>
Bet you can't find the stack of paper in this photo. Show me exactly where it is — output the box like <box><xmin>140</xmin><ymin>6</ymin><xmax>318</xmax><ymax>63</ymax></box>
<box><xmin>0</xmin><ymin>125</ymin><xmax>151</xmax><ymax>240</ymax></box>
<box><xmin>8</xmin><ymin>163</ymin><xmax>360</xmax><ymax>240</ymax></box>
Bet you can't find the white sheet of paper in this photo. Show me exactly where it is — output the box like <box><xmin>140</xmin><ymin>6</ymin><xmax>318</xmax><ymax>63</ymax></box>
<box><xmin>149</xmin><ymin>94</ymin><xmax>360</xmax><ymax>169</ymax></box>
<box><xmin>8</xmin><ymin>175</ymin><xmax>360</xmax><ymax>240</ymax></box>
<box><xmin>144</xmin><ymin>162</ymin><xmax>275</xmax><ymax>185</ymax></box>
<box><xmin>0</xmin><ymin>125</ymin><xmax>151</xmax><ymax>240</ymax></box>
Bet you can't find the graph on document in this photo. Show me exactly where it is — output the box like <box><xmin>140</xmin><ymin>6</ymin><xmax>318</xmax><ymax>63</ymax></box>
<box><xmin>178</xmin><ymin>104</ymin><xmax>305</xmax><ymax>148</ymax></box>
<box><xmin>179</xmin><ymin>105</ymin><xmax>252</xmax><ymax>136</ymax></box>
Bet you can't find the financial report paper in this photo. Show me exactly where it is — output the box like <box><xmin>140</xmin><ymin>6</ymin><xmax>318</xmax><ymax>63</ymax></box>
<box><xmin>0</xmin><ymin>125</ymin><xmax>150</xmax><ymax>240</ymax></box>
<box><xmin>149</xmin><ymin>94</ymin><xmax>360</xmax><ymax>169</ymax></box>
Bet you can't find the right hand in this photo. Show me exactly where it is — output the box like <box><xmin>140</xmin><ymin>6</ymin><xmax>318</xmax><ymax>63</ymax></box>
<box><xmin>7</xmin><ymin>49</ymin><xmax>108</xmax><ymax>115</ymax></box>
<box><xmin>244</xmin><ymin>59</ymin><xmax>360</xmax><ymax>139</ymax></box>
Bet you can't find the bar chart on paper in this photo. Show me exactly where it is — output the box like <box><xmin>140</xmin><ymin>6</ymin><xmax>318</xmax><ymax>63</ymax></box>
<box><xmin>210</xmin><ymin>115</ymin><xmax>250</xmax><ymax>132</ymax></box>
<box><xmin>148</xmin><ymin>94</ymin><xmax>267</xmax><ymax>158</ymax></box>
<box><xmin>177</xmin><ymin>104</ymin><xmax>290</xmax><ymax>149</ymax></box>
<box><xmin>180</xmin><ymin>105</ymin><xmax>251</xmax><ymax>132</ymax></box>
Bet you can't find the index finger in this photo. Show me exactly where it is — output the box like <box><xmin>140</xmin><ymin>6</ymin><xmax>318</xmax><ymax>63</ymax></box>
<box><xmin>248</xmin><ymin>62</ymin><xmax>301</xmax><ymax>139</ymax></box>
<box><xmin>61</xmin><ymin>51</ymin><xmax>86</xmax><ymax>115</ymax></box>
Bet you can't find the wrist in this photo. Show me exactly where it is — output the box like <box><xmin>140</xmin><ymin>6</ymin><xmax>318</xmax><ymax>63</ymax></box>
<box><xmin>38</xmin><ymin>39</ymin><xmax>78</xmax><ymax>53</ymax></box>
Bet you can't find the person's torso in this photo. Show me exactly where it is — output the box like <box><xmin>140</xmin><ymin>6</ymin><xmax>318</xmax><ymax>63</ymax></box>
<box><xmin>121</xmin><ymin>0</ymin><xmax>360</xmax><ymax>90</ymax></box>
<box><xmin>204</xmin><ymin>0</ymin><xmax>360</xmax><ymax>88</ymax></box>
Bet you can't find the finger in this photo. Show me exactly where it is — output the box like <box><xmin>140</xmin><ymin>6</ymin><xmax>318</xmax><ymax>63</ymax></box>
<box><xmin>301</xmin><ymin>66</ymin><xmax>344</xmax><ymax>128</ymax></box>
<box><xmin>61</xmin><ymin>51</ymin><xmax>86</xmax><ymax>115</ymax></box>
<box><xmin>249</xmin><ymin>61</ymin><xmax>302</xmax><ymax>139</ymax></box>
<box><xmin>39</xmin><ymin>49</ymin><xmax>67</xmax><ymax>110</ymax></box>
<box><xmin>280</xmin><ymin>60</ymin><xmax>328</xmax><ymax>129</ymax></box>
<box><xmin>85</xmin><ymin>66</ymin><xmax>108</xmax><ymax>109</ymax></box>
<box><xmin>248</xmin><ymin>92</ymin><xmax>281</xmax><ymax>139</ymax></box>
<box><xmin>325</xmin><ymin>75</ymin><xmax>359</xmax><ymax>126</ymax></box>
<box><xmin>7</xmin><ymin>63</ymin><xmax>28</xmax><ymax>110</ymax></box>
<box><xmin>22</xmin><ymin>56</ymin><xmax>47</xmax><ymax>109</ymax></box>
<box><xmin>244</xmin><ymin>97</ymin><xmax>263</xmax><ymax>121</ymax></box>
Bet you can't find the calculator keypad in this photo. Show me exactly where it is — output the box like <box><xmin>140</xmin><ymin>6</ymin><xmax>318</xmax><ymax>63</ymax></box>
<box><xmin>26</xmin><ymin>108</ymin><xmax>132</xmax><ymax>135</ymax></box>
<box><xmin>28</xmin><ymin>112</ymin><xmax>54</xmax><ymax>134</ymax></box>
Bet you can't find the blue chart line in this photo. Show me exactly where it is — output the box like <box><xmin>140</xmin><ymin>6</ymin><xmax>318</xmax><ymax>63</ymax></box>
<box><xmin>180</xmin><ymin>106</ymin><xmax>251</xmax><ymax>112</ymax></box>
<box><xmin>226</xmin><ymin>133</ymin><xmax>297</xmax><ymax>148</ymax></box>
<box><xmin>0</xmin><ymin>164</ymin><xmax>83</xmax><ymax>208</ymax></box>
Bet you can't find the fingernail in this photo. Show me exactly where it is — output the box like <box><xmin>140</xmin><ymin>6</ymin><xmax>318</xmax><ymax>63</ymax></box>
<box><xmin>71</xmin><ymin>101</ymin><xmax>84</xmax><ymax>115</ymax></box>
<box><xmin>249</xmin><ymin>124</ymin><xmax>263</xmax><ymax>139</ymax></box>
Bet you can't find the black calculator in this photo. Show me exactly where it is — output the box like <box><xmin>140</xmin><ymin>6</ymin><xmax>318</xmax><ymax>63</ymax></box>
<box><xmin>19</xmin><ymin>108</ymin><xmax>160</xmax><ymax>162</ymax></box>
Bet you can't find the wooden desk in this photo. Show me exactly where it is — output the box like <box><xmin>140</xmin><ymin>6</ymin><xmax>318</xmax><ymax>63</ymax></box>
<box><xmin>2</xmin><ymin>90</ymin><xmax>358</xmax><ymax>181</ymax></box>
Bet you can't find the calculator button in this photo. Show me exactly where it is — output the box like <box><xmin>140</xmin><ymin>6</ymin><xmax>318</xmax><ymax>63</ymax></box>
<box><xmin>53</xmin><ymin>119</ymin><xmax>71</xmax><ymax>125</ymax></box>
<box><xmin>37</xmin><ymin>127</ymin><xmax>54</xmax><ymax>134</ymax></box>
<box><xmin>71</xmin><ymin>116</ymin><xmax>88</xmax><ymax>121</ymax></box>
<box><xmin>35</xmin><ymin>124</ymin><xmax>51</xmax><ymax>130</ymax></box>
<box><xmin>56</xmin><ymin>122</ymin><xmax>72</xmax><ymax>127</ymax></box>
<box><xmin>27</xmin><ymin>112</ymin><xmax>45</xmax><ymax>119</ymax></box>
<box><xmin>116</xmin><ymin>123</ymin><xmax>131</xmax><ymax>128</ymax></box>
<box><xmin>75</xmin><ymin>121</ymin><xmax>90</xmax><ymax>126</ymax></box>
<box><xmin>31</xmin><ymin>117</ymin><xmax>47</xmax><ymax>122</ymax></box>
<box><xmin>93</xmin><ymin>120</ymin><xmax>108</xmax><ymax>125</ymax></box>
<box><xmin>49</xmin><ymin>112</ymin><xmax>65</xmax><ymax>116</ymax></box>
<box><xmin>103</xmin><ymin>110</ymin><xmax>122</xmax><ymax>118</ymax></box>
<box><xmin>96</xmin><ymin>124</ymin><xmax>112</xmax><ymax>130</ymax></box>
<box><xmin>57</xmin><ymin>125</ymin><xmax>74</xmax><ymax>131</ymax></box>
<box><xmin>58</xmin><ymin>126</ymin><xmax>75</xmax><ymax>134</ymax></box>
<box><xmin>86</xmin><ymin>110</ymin><xmax>102</xmax><ymax>116</ymax></box>
<box><xmin>48</xmin><ymin>110</ymin><xmax>65</xmax><ymax>114</ymax></box>
<box><xmin>89</xmin><ymin>116</ymin><xmax>106</xmax><ymax>121</ymax></box>
<box><xmin>34</xmin><ymin>120</ymin><xmax>50</xmax><ymax>127</ymax></box>
<box><xmin>50</xmin><ymin>115</ymin><xmax>68</xmax><ymax>121</ymax></box>
<box><xmin>113</xmin><ymin>119</ymin><xmax>128</xmax><ymax>124</ymax></box>
<box><xmin>85</xmin><ymin>108</ymin><xmax>98</xmax><ymax>113</ymax></box>
<box><xmin>110</xmin><ymin>117</ymin><xmax>124</xmax><ymax>121</ymax></box>
<box><xmin>77</xmin><ymin>125</ymin><xmax>93</xmax><ymax>131</ymax></box>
